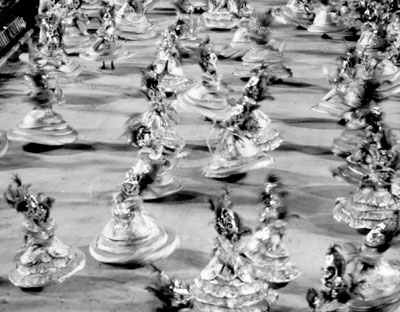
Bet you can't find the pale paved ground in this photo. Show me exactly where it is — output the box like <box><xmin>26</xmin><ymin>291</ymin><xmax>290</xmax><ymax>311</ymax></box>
<box><xmin>1</xmin><ymin>1</ymin><xmax>400</xmax><ymax>311</ymax></box>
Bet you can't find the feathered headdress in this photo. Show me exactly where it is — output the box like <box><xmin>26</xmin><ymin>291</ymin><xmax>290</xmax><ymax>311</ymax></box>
<box><xmin>4</xmin><ymin>175</ymin><xmax>54</xmax><ymax>226</ymax></box>
<box><xmin>209</xmin><ymin>187</ymin><xmax>252</xmax><ymax>242</ymax></box>
<box><xmin>146</xmin><ymin>265</ymin><xmax>193</xmax><ymax>312</ymax></box>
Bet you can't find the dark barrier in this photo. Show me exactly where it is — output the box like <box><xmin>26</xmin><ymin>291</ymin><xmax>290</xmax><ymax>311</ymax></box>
<box><xmin>0</xmin><ymin>0</ymin><xmax>39</xmax><ymax>57</ymax></box>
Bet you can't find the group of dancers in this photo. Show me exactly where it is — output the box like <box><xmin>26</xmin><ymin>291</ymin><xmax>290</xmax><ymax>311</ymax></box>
<box><xmin>2</xmin><ymin>0</ymin><xmax>400</xmax><ymax>311</ymax></box>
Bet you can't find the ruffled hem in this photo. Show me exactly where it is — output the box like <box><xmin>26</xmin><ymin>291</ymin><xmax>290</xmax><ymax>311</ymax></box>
<box><xmin>160</xmin><ymin>75</ymin><xmax>193</xmax><ymax>93</ymax></box>
<box><xmin>333</xmin><ymin>203</ymin><xmax>399</xmax><ymax>229</ymax></box>
<box><xmin>90</xmin><ymin>222</ymin><xmax>179</xmax><ymax>264</ymax></box>
<box><xmin>202</xmin><ymin>11</ymin><xmax>239</xmax><ymax>29</ymax></box>
<box><xmin>204</xmin><ymin>153</ymin><xmax>274</xmax><ymax>178</ymax></box>
<box><xmin>192</xmin><ymin>279</ymin><xmax>276</xmax><ymax>308</ymax></box>
<box><xmin>272</xmin><ymin>7</ymin><xmax>314</xmax><ymax>27</ymax></box>
<box><xmin>9</xmin><ymin>248</ymin><xmax>85</xmax><ymax>288</ymax></box>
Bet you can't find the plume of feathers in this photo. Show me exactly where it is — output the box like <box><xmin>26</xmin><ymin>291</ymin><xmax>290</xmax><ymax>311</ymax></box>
<box><xmin>209</xmin><ymin>189</ymin><xmax>252</xmax><ymax>241</ymax></box>
<box><xmin>146</xmin><ymin>265</ymin><xmax>193</xmax><ymax>312</ymax></box>
<box><xmin>4</xmin><ymin>175</ymin><xmax>31</xmax><ymax>213</ymax></box>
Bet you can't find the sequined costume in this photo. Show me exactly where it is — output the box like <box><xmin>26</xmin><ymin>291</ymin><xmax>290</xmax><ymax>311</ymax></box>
<box><xmin>244</xmin><ymin>177</ymin><xmax>300</xmax><ymax>289</ymax></box>
<box><xmin>171</xmin><ymin>10</ymin><xmax>205</xmax><ymax>57</ymax></box>
<box><xmin>176</xmin><ymin>38</ymin><xmax>235</xmax><ymax>121</ymax></box>
<box><xmin>312</xmin><ymin>48</ymin><xmax>364</xmax><ymax>118</ymax></box>
<box><xmin>307</xmin><ymin>0</ymin><xmax>349</xmax><ymax>34</ymax></box>
<box><xmin>61</xmin><ymin>0</ymin><xmax>92</xmax><ymax>54</ymax></box>
<box><xmin>124</xmin><ymin>123</ymin><xmax>184</xmax><ymax>200</ymax></box>
<box><xmin>204</xmin><ymin>69</ymin><xmax>281</xmax><ymax>178</ymax></box>
<box><xmin>272</xmin><ymin>0</ymin><xmax>315</xmax><ymax>28</ymax></box>
<box><xmin>332</xmin><ymin>114</ymin><xmax>398</xmax><ymax>185</ymax></box>
<box><xmin>202</xmin><ymin>0</ymin><xmax>252</xmax><ymax>29</ymax></box>
<box><xmin>4</xmin><ymin>176</ymin><xmax>85</xmax><ymax>288</ymax></box>
<box><xmin>80</xmin><ymin>3</ymin><xmax>134</xmax><ymax>68</ymax></box>
<box><xmin>240</xmin><ymin>12</ymin><xmax>292</xmax><ymax>80</ymax></box>
<box><xmin>356</xmin><ymin>22</ymin><xmax>386</xmax><ymax>57</ymax></box>
<box><xmin>153</xmin><ymin>28</ymin><xmax>192</xmax><ymax>94</ymax></box>
<box><xmin>192</xmin><ymin>191</ymin><xmax>278</xmax><ymax>312</ymax></box>
<box><xmin>334</xmin><ymin>164</ymin><xmax>400</xmax><ymax>230</ymax></box>
<box><xmin>89</xmin><ymin>171</ymin><xmax>179</xmax><ymax>264</ymax></box>
<box><xmin>332</xmin><ymin>108</ymin><xmax>373</xmax><ymax>158</ymax></box>
<box><xmin>147</xmin><ymin>270</ymin><xmax>194</xmax><ymax>311</ymax></box>
<box><xmin>8</xmin><ymin>68</ymin><xmax>78</xmax><ymax>146</ymax></box>
<box><xmin>36</xmin><ymin>11</ymin><xmax>82</xmax><ymax>76</ymax></box>
<box><xmin>115</xmin><ymin>0</ymin><xmax>157</xmax><ymax>40</ymax></box>
<box><xmin>307</xmin><ymin>223</ymin><xmax>400</xmax><ymax>312</ymax></box>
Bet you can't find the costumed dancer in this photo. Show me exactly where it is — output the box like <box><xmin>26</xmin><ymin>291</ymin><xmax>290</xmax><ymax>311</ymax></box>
<box><xmin>171</xmin><ymin>2</ymin><xmax>205</xmax><ymax>56</ymax></box>
<box><xmin>313</xmin><ymin>48</ymin><xmax>367</xmax><ymax>118</ymax></box>
<box><xmin>8</xmin><ymin>67</ymin><xmax>78</xmax><ymax>146</ymax></box>
<box><xmin>356</xmin><ymin>21</ymin><xmax>386</xmax><ymax>58</ymax></box>
<box><xmin>219</xmin><ymin>17</ymin><xmax>254</xmax><ymax>60</ymax></box>
<box><xmin>124</xmin><ymin>120</ymin><xmax>185</xmax><ymax>200</ymax></box>
<box><xmin>153</xmin><ymin>27</ymin><xmax>193</xmax><ymax>94</ymax></box>
<box><xmin>175</xmin><ymin>37</ymin><xmax>235</xmax><ymax>122</ymax></box>
<box><xmin>89</xmin><ymin>166</ymin><xmax>179</xmax><ymax>264</ymax></box>
<box><xmin>203</xmin><ymin>68</ymin><xmax>281</xmax><ymax>178</ymax></box>
<box><xmin>80</xmin><ymin>2</ymin><xmax>134</xmax><ymax>69</ymax></box>
<box><xmin>307</xmin><ymin>0</ymin><xmax>350</xmax><ymax>38</ymax></box>
<box><xmin>332</xmin><ymin>108</ymin><xmax>398</xmax><ymax>185</ymax></box>
<box><xmin>147</xmin><ymin>268</ymin><xmax>194</xmax><ymax>312</ymax></box>
<box><xmin>272</xmin><ymin>0</ymin><xmax>315</xmax><ymax>29</ymax></box>
<box><xmin>130</xmin><ymin>67</ymin><xmax>184</xmax><ymax>152</ymax></box>
<box><xmin>245</xmin><ymin>175</ymin><xmax>300</xmax><ymax>289</ymax></box>
<box><xmin>201</xmin><ymin>0</ymin><xmax>252</xmax><ymax>29</ymax></box>
<box><xmin>240</xmin><ymin>11</ymin><xmax>293</xmax><ymax>81</ymax></box>
<box><xmin>306</xmin><ymin>244</ymin><xmax>351</xmax><ymax>312</ymax></box>
<box><xmin>331</xmin><ymin>80</ymin><xmax>384</xmax><ymax>159</ymax></box>
<box><xmin>4</xmin><ymin>176</ymin><xmax>85</xmax><ymax>288</ymax></box>
<box><xmin>61</xmin><ymin>0</ymin><xmax>92</xmax><ymax>54</ymax></box>
<box><xmin>307</xmin><ymin>221</ymin><xmax>400</xmax><ymax>312</ymax></box>
<box><xmin>192</xmin><ymin>189</ymin><xmax>278</xmax><ymax>311</ymax></box>
<box><xmin>115</xmin><ymin>0</ymin><xmax>157</xmax><ymax>40</ymax></box>
<box><xmin>36</xmin><ymin>9</ymin><xmax>82</xmax><ymax>76</ymax></box>
<box><xmin>334</xmin><ymin>160</ymin><xmax>400</xmax><ymax>231</ymax></box>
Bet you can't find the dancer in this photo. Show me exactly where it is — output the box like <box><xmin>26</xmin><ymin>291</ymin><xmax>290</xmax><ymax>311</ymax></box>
<box><xmin>202</xmin><ymin>0</ymin><xmax>252</xmax><ymax>29</ymax></box>
<box><xmin>61</xmin><ymin>0</ymin><xmax>92</xmax><ymax>54</ymax></box>
<box><xmin>124</xmin><ymin>121</ymin><xmax>184</xmax><ymax>200</ymax></box>
<box><xmin>204</xmin><ymin>68</ymin><xmax>281</xmax><ymax>178</ymax></box>
<box><xmin>192</xmin><ymin>189</ymin><xmax>278</xmax><ymax>311</ymax></box>
<box><xmin>245</xmin><ymin>175</ymin><xmax>300</xmax><ymax>289</ymax></box>
<box><xmin>153</xmin><ymin>28</ymin><xmax>192</xmax><ymax>94</ymax></box>
<box><xmin>272</xmin><ymin>0</ymin><xmax>315</xmax><ymax>29</ymax></box>
<box><xmin>89</xmin><ymin>165</ymin><xmax>179</xmax><ymax>264</ymax></box>
<box><xmin>115</xmin><ymin>0</ymin><xmax>157</xmax><ymax>40</ymax></box>
<box><xmin>80</xmin><ymin>2</ymin><xmax>133</xmax><ymax>69</ymax></box>
<box><xmin>4</xmin><ymin>176</ymin><xmax>85</xmax><ymax>288</ymax></box>
<box><xmin>175</xmin><ymin>37</ymin><xmax>235</xmax><ymax>121</ymax></box>
<box><xmin>8</xmin><ymin>67</ymin><xmax>78</xmax><ymax>145</ymax></box>
<box><xmin>240</xmin><ymin>11</ymin><xmax>293</xmax><ymax>80</ymax></box>
<box><xmin>307</xmin><ymin>222</ymin><xmax>400</xmax><ymax>312</ymax></box>
<box><xmin>334</xmin><ymin>160</ymin><xmax>400</xmax><ymax>231</ymax></box>
<box><xmin>307</xmin><ymin>0</ymin><xmax>350</xmax><ymax>37</ymax></box>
